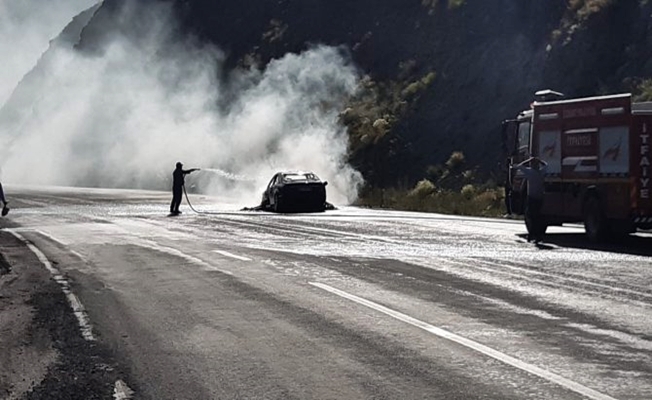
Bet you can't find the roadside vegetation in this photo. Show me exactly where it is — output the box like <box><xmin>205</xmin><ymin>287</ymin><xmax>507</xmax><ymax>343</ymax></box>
<box><xmin>421</xmin><ymin>0</ymin><xmax>466</xmax><ymax>11</ymax></box>
<box><xmin>632</xmin><ymin>78</ymin><xmax>652</xmax><ymax>102</ymax></box>
<box><xmin>356</xmin><ymin>184</ymin><xmax>505</xmax><ymax>217</ymax></box>
<box><xmin>551</xmin><ymin>0</ymin><xmax>624</xmax><ymax>46</ymax></box>
<box><xmin>340</xmin><ymin>65</ymin><xmax>505</xmax><ymax>218</ymax></box>
<box><xmin>568</xmin><ymin>0</ymin><xmax>617</xmax><ymax>21</ymax></box>
<box><xmin>341</xmin><ymin>67</ymin><xmax>436</xmax><ymax>155</ymax></box>
<box><xmin>355</xmin><ymin>151</ymin><xmax>506</xmax><ymax>217</ymax></box>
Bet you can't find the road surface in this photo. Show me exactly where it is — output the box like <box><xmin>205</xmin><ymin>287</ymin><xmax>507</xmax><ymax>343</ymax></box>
<box><xmin>1</xmin><ymin>185</ymin><xmax>652</xmax><ymax>400</ymax></box>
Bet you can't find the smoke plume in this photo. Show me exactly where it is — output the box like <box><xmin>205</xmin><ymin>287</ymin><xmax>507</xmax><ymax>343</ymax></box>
<box><xmin>0</xmin><ymin>0</ymin><xmax>99</xmax><ymax>106</ymax></box>
<box><xmin>0</xmin><ymin>1</ymin><xmax>363</xmax><ymax>205</ymax></box>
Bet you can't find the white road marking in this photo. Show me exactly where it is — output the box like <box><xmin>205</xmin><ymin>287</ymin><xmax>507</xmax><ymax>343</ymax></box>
<box><xmin>4</xmin><ymin>227</ymin><xmax>90</xmax><ymax>266</ymax></box>
<box><xmin>32</xmin><ymin>229</ymin><xmax>89</xmax><ymax>262</ymax></box>
<box><xmin>213</xmin><ymin>250</ymin><xmax>252</xmax><ymax>261</ymax></box>
<box><xmin>113</xmin><ymin>379</ymin><xmax>134</xmax><ymax>400</ymax></box>
<box><xmin>310</xmin><ymin>282</ymin><xmax>618</xmax><ymax>400</ymax></box>
<box><xmin>137</xmin><ymin>240</ymin><xmax>234</xmax><ymax>276</ymax></box>
<box><xmin>7</xmin><ymin>229</ymin><xmax>96</xmax><ymax>341</ymax></box>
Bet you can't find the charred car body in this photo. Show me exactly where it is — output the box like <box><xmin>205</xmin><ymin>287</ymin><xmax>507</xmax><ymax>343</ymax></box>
<box><xmin>261</xmin><ymin>172</ymin><xmax>329</xmax><ymax>213</ymax></box>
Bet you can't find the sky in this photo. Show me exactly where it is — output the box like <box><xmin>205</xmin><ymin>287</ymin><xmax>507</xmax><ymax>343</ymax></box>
<box><xmin>0</xmin><ymin>1</ymin><xmax>364</xmax><ymax>205</ymax></box>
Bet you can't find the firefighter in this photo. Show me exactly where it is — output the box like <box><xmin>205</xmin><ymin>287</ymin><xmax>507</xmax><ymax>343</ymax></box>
<box><xmin>170</xmin><ymin>162</ymin><xmax>199</xmax><ymax>215</ymax></box>
<box><xmin>0</xmin><ymin>181</ymin><xmax>8</xmax><ymax>216</ymax></box>
<box><xmin>513</xmin><ymin>156</ymin><xmax>548</xmax><ymax>242</ymax></box>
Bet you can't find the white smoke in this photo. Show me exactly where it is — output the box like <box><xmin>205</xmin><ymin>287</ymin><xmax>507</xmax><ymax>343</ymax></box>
<box><xmin>0</xmin><ymin>1</ymin><xmax>364</xmax><ymax>205</ymax></box>
<box><xmin>0</xmin><ymin>0</ymin><xmax>100</xmax><ymax>106</ymax></box>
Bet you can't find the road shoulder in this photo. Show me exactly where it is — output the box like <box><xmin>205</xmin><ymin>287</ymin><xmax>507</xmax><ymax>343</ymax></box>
<box><xmin>0</xmin><ymin>231</ymin><xmax>126</xmax><ymax>399</ymax></box>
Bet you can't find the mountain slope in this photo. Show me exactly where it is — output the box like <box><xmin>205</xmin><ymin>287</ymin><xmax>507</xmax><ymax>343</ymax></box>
<box><xmin>3</xmin><ymin>0</ymin><xmax>652</xmax><ymax>191</ymax></box>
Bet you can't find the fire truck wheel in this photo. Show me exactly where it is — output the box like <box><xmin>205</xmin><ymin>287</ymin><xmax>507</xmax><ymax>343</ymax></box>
<box><xmin>583</xmin><ymin>196</ymin><xmax>610</xmax><ymax>242</ymax></box>
<box><xmin>609</xmin><ymin>220</ymin><xmax>633</xmax><ymax>241</ymax></box>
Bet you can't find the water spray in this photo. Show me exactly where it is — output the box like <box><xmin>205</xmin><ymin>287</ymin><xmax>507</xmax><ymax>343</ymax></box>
<box><xmin>180</xmin><ymin>167</ymin><xmax>261</xmax><ymax>215</ymax></box>
<box><xmin>198</xmin><ymin>168</ymin><xmax>257</xmax><ymax>182</ymax></box>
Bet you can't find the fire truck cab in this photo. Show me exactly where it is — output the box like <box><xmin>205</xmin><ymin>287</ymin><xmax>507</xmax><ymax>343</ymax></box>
<box><xmin>503</xmin><ymin>90</ymin><xmax>652</xmax><ymax>241</ymax></box>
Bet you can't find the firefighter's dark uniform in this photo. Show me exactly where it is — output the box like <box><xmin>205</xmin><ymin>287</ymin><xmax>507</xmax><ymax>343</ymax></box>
<box><xmin>170</xmin><ymin>163</ymin><xmax>196</xmax><ymax>214</ymax></box>
<box><xmin>0</xmin><ymin>182</ymin><xmax>8</xmax><ymax>216</ymax></box>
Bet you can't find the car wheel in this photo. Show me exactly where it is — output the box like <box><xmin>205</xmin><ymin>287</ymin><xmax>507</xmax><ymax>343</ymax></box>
<box><xmin>260</xmin><ymin>195</ymin><xmax>270</xmax><ymax>210</ymax></box>
<box><xmin>273</xmin><ymin>193</ymin><xmax>283</xmax><ymax>213</ymax></box>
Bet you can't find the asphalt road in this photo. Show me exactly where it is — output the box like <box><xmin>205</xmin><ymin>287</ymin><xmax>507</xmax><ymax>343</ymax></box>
<box><xmin>2</xmin><ymin>185</ymin><xmax>652</xmax><ymax>400</ymax></box>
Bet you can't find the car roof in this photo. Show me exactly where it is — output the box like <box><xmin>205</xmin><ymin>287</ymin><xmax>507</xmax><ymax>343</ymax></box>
<box><xmin>276</xmin><ymin>171</ymin><xmax>321</xmax><ymax>180</ymax></box>
<box><xmin>277</xmin><ymin>171</ymin><xmax>313</xmax><ymax>176</ymax></box>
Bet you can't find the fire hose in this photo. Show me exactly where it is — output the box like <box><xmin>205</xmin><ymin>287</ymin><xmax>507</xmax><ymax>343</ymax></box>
<box><xmin>182</xmin><ymin>184</ymin><xmax>222</xmax><ymax>215</ymax></box>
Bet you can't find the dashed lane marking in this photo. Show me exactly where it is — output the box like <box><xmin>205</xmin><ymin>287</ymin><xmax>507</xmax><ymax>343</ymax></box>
<box><xmin>136</xmin><ymin>240</ymin><xmax>234</xmax><ymax>276</ymax></box>
<box><xmin>310</xmin><ymin>282</ymin><xmax>618</xmax><ymax>400</ymax></box>
<box><xmin>213</xmin><ymin>250</ymin><xmax>252</xmax><ymax>261</ymax></box>
<box><xmin>6</xmin><ymin>229</ymin><xmax>96</xmax><ymax>341</ymax></box>
<box><xmin>6</xmin><ymin>228</ymin><xmax>235</xmax><ymax>277</ymax></box>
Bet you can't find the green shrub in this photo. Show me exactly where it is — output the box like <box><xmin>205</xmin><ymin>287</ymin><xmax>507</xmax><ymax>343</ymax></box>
<box><xmin>343</xmin><ymin>70</ymin><xmax>437</xmax><ymax>161</ymax></box>
<box><xmin>448</xmin><ymin>0</ymin><xmax>466</xmax><ymax>9</ymax></box>
<box><xmin>633</xmin><ymin>79</ymin><xmax>652</xmax><ymax>102</ymax></box>
<box><xmin>422</xmin><ymin>0</ymin><xmax>466</xmax><ymax>11</ymax></box>
<box><xmin>446</xmin><ymin>151</ymin><xmax>465</xmax><ymax>169</ymax></box>
<box><xmin>401</xmin><ymin>72</ymin><xmax>437</xmax><ymax>98</ymax></box>
<box><xmin>460</xmin><ymin>184</ymin><xmax>476</xmax><ymax>199</ymax></box>
<box><xmin>569</xmin><ymin>0</ymin><xmax>616</xmax><ymax>21</ymax></box>
<box><xmin>409</xmin><ymin>179</ymin><xmax>436</xmax><ymax>198</ymax></box>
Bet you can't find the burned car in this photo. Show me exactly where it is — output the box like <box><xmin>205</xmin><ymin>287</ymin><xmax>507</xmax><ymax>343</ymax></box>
<box><xmin>261</xmin><ymin>172</ymin><xmax>328</xmax><ymax>213</ymax></box>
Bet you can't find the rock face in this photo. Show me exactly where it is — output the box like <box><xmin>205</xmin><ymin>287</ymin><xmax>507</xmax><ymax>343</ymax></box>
<box><xmin>0</xmin><ymin>4</ymin><xmax>100</xmax><ymax>143</ymax></box>
<box><xmin>5</xmin><ymin>0</ymin><xmax>652</xmax><ymax>188</ymax></box>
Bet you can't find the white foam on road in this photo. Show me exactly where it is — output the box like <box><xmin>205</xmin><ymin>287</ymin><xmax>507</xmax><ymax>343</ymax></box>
<box><xmin>32</xmin><ymin>229</ymin><xmax>89</xmax><ymax>262</ymax></box>
<box><xmin>113</xmin><ymin>379</ymin><xmax>134</xmax><ymax>400</ymax></box>
<box><xmin>6</xmin><ymin>229</ymin><xmax>96</xmax><ymax>341</ymax></box>
<box><xmin>310</xmin><ymin>282</ymin><xmax>619</xmax><ymax>400</ymax></box>
<box><xmin>469</xmin><ymin>258</ymin><xmax>652</xmax><ymax>300</ymax></box>
<box><xmin>213</xmin><ymin>250</ymin><xmax>252</xmax><ymax>261</ymax></box>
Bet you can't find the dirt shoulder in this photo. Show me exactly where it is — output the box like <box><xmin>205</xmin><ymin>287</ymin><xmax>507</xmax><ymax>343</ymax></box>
<box><xmin>0</xmin><ymin>231</ymin><xmax>126</xmax><ymax>399</ymax></box>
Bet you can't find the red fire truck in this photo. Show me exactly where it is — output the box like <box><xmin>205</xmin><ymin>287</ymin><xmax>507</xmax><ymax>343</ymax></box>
<box><xmin>503</xmin><ymin>90</ymin><xmax>652</xmax><ymax>241</ymax></box>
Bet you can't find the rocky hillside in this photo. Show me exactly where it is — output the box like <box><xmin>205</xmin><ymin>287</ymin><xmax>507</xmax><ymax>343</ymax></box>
<box><xmin>167</xmin><ymin>0</ymin><xmax>652</xmax><ymax>187</ymax></box>
<box><xmin>5</xmin><ymin>0</ymin><xmax>652</xmax><ymax>191</ymax></box>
